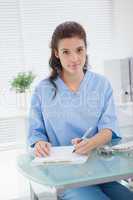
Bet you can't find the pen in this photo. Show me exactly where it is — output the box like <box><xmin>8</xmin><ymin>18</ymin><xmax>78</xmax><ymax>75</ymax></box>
<box><xmin>72</xmin><ymin>127</ymin><xmax>94</xmax><ymax>153</ymax></box>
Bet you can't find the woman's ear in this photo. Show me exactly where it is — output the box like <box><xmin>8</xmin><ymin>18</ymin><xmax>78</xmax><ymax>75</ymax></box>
<box><xmin>54</xmin><ymin>49</ymin><xmax>59</xmax><ymax>58</ymax></box>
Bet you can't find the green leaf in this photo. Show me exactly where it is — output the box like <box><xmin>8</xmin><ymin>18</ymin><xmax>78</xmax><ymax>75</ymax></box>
<box><xmin>10</xmin><ymin>71</ymin><xmax>36</xmax><ymax>93</ymax></box>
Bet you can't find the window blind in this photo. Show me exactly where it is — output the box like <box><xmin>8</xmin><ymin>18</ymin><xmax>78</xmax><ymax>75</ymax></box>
<box><xmin>20</xmin><ymin>0</ymin><xmax>113</xmax><ymax>77</ymax></box>
<box><xmin>0</xmin><ymin>0</ymin><xmax>113</xmax><ymax>107</ymax></box>
<box><xmin>0</xmin><ymin>117</ymin><xmax>26</xmax><ymax>149</ymax></box>
<box><xmin>0</xmin><ymin>0</ymin><xmax>25</xmax><ymax>107</ymax></box>
<box><xmin>0</xmin><ymin>0</ymin><xmax>113</xmax><ymax>146</ymax></box>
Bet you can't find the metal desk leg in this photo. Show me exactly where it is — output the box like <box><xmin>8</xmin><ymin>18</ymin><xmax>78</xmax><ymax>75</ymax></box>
<box><xmin>29</xmin><ymin>181</ymin><xmax>58</xmax><ymax>200</ymax></box>
<box><xmin>30</xmin><ymin>183</ymin><xmax>39</xmax><ymax>200</ymax></box>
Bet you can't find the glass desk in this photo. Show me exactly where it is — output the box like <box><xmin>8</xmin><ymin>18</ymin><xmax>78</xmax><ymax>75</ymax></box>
<box><xmin>17</xmin><ymin>146</ymin><xmax>133</xmax><ymax>200</ymax></box>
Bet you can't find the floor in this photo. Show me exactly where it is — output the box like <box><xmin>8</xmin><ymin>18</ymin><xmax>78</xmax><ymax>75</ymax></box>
<box><xmin>0</xmin><ymin>148</ymin><xmax>57</xmax><ymax>200</ymax></box>
<box><xmin>0</xmin><ymin>148</ymin><xmax>30</xmax><ymax>200</ymax></box>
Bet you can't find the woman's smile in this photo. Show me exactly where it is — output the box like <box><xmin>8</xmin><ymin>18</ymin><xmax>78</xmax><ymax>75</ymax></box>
<box><xmin>69</xmin><ymin>64</ymin><xmax>80</xmax><ymax>69</ymax></box>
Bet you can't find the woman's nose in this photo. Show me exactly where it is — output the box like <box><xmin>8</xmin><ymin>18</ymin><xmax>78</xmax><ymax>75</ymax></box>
<box><xmin>71</xmin><ymin>53</ymin><xmax>78</xmax><ymax>62</ymax></box>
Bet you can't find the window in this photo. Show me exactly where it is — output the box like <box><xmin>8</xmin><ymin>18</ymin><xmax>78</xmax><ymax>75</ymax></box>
<box><xmin>0</xmin><ymin>0</ymin><xmax>113</xmax><ymax>146</ymax></box>
<box><xmin>0</xmin><ymin>0</ymin><xmax>24</xmax><ymax>107</ymax></box>
<box><xmin>0</xmin><ymin>0</ymin><xmax>113</xmax><ymax>108</ymax></box>
<box><xmin>20</xmin><ymin>0</ymin><xmax>113</xmax><ymax>75</ymax></box>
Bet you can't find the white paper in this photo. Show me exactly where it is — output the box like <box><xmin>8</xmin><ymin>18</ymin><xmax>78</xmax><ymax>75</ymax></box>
<box><xmin>31</xmin><ymin>146</ymin><xmax>88</xmax><ymax>165</ymax></box>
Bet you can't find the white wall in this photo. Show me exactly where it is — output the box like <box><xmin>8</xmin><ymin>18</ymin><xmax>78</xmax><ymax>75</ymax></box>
<box><xmin>92</xmin><ymin>0</ymin><xmax>133</xmax><ymax>74</ymax></box>
<box><xmin>103</xmin><ymin>0</ymin><xmax>133</xmax><ymax>103</ymax></box>
<box><xmin>112</xmin><ymin>0</ymin><xmax>133</xmax><ymax>59</ymax></box>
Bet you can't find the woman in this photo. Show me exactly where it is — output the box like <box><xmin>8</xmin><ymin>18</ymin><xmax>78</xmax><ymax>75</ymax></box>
<box><xmin>28</xmin><ymin>21</ymin><xmax>133</xmax><ymax>200</ymax></box>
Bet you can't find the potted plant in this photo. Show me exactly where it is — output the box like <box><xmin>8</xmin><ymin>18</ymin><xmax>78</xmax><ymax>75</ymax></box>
<box><xmin>10</xmin><ymin>71</ymin><xmax>36</xmax><ymax>109</ymax></box>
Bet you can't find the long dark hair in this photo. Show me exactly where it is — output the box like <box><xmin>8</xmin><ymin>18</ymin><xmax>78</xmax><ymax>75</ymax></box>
<box><xmin>49</xmin><ymin>21</ymin><xmax>88</xmax><ymax>97</ymax></box>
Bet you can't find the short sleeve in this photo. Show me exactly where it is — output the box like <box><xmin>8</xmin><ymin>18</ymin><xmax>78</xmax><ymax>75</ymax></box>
<box><xmin>98</xmin><ymin>80</ymin><xmax>121</xmax><ymax>140</ymax></box>
<box><xmin>27</xmin><ymin>87</ymin><xmax>48</xmax><ymax>147</ymax></box>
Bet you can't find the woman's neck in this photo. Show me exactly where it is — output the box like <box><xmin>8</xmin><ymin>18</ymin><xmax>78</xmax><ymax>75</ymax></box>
<box><xmin>61</xmin><ymin>70</ymin><xmax>84</xmax><ymax>92</ymax></box>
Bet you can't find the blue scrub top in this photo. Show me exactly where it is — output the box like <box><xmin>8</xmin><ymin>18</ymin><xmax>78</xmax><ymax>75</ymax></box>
<box><xmin>28</xmin><ymin>70</ymin><xmax>121</xmax><ymax>147</ymax></box>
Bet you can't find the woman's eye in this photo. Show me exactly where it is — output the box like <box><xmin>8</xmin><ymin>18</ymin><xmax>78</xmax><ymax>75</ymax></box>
<box><xmin>77</xmin><ymin>48</ymin><xmax>83</xmax><ymax>53</ymax></box>
<box><xmin>63</xmin><ymin>51</ymin><xmax>69</xmax><ymax>54</ymax></box>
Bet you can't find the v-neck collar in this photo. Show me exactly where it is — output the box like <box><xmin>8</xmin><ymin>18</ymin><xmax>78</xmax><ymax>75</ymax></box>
<box><xmin>56</xmin><ymin>70</ymin><xmax>90</xmax><ymax>94</ymax></box>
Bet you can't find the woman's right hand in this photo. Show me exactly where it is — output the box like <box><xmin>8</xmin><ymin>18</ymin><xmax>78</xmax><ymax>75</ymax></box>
<box><xmin>34</xmin><ymin>140</ymin><xmax>51</xmax><ymax>157</ymax></box>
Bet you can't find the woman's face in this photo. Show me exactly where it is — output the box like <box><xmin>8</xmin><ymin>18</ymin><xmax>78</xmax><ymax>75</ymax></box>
<box><xmin>54</xmin><ymin>37</ymin><xmax>87</xmax><ymax>76</ymax></box>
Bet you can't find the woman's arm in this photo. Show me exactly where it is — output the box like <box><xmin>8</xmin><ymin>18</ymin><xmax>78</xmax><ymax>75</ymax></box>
<box><xmin>28</xmin><ymin>87</ymin><xmax>51</xmax><ymax>156</ymax></box>
<box><xmin>72</xmin><ymin>129</ymin><xmax>112</xmax><ymax>155</ymax></box>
